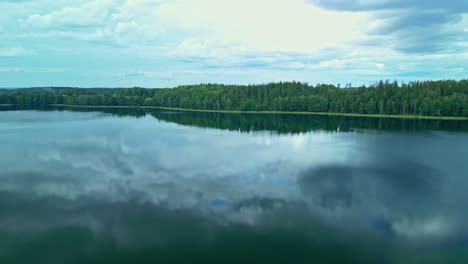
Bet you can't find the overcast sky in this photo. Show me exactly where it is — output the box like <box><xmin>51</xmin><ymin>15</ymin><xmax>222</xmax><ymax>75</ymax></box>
<box><xmin>1</xmin><ymin>0</ymin><xmax>467</xmax><ymax>87</ymax></box>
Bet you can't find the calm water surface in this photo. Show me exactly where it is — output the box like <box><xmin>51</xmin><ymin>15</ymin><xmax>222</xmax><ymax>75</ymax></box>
<box><xmin>1</xmin><ymin>107</ymin><xmax>468</xmax><ymax>264</ymax></box>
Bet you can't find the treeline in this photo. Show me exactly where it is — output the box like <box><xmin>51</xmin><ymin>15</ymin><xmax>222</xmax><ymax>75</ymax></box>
<box><xmin>1</xmin><ymin>80</ymin><xmax>468</xmax><ymax>117</ymax></box>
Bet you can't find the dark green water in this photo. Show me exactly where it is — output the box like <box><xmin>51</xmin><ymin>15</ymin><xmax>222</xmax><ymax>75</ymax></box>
<box><xmin>1</xmin><ymin>106</ymin><xmax>468</xmax><ymax>264</ymax></box>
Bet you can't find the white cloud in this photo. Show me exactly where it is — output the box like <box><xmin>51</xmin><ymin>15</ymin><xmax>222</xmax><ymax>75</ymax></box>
<box><xmin>23</xmin><ymin>0</ymin><xmax>115</xmax><ymax>29</ymax></box>
<box><xmin>21</xmin><ymin>0</ymin><xmax>166</xmax><ymax>46</ymax></box>
<box><xmin>114</xmin><ymin>21</ymin><xmax>165</xmax><ymax>44</ymax></box>
<box><xmin>156</xmin><ymin>0</ymin><xmax>368</xmax><ymax>54</ymax></box>
<box><xmin>172</xmin><ymin>37</ymin><xmax>252</xmax><ymax>59</ymax></box>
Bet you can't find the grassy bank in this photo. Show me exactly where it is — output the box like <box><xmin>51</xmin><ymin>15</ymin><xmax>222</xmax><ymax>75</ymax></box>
<box><xmin>0</xmin><ymin>104</ymin><xmax>13</xmax><ymax>106</ymax></box>
<box><xmin>49</xmin><ymin>104</ymin><xmax>468</xmax><ymax>120</ymax></box>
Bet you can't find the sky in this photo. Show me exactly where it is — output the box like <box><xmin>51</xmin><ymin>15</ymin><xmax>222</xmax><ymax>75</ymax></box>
<box><xmin>0</xmin><ymin>0</ymin><xmax>467</xmax><ymax>88</ymax></box>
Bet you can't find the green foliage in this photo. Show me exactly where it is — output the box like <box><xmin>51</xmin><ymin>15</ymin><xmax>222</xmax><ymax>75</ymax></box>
<box><xmin>2</xmin><ymin>79</ymin><xmax>468</xmax><ymax>117</ymax></box>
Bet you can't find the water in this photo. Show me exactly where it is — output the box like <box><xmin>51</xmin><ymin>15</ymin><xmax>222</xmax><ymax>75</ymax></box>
<box><xmin>1</xmin><ymin>106</ymin><xmax>468</xmax><ymax>264</ymax></box>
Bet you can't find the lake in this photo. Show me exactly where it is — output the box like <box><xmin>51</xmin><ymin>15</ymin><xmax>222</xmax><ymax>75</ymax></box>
<box><xmin>1</xmin><ymin>106</ymin><xmax>468</xmax><ymax>264</ymax></box>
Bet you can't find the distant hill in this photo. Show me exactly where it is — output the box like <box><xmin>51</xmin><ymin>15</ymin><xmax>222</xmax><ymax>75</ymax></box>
<box><xmin>0</xmin><ymin>87</ymin><xmax>124</xmax><ymax>94</ymax></box>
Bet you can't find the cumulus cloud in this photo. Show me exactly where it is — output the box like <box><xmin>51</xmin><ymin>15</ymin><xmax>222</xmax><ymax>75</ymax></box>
<box><xmin>20</xmin><ymin>0</ymin><xmax>166</xmax><ymax>46</ymax></box>
<box><xmin>23</xmin><ymin>0</ymin><xmax>115</xmax><ymax>29</ymax></box>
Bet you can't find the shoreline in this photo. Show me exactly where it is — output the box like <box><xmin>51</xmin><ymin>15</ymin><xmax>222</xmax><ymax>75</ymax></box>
<box><xmin>45</xmin><ymin>104</ymin><xmax>468</xmax><ymax>120</ymax></box>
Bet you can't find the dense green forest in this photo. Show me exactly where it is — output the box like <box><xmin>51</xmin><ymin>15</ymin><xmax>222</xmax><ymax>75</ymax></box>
<box><xmin>1</xmin><ymin>80</ymin><xmax>468</xmax><ymax>117</ymax></box>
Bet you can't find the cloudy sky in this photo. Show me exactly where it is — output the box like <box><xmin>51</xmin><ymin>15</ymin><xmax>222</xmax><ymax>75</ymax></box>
<box><xmin>1</xmin><ymin>0</ymin><xmax>467</xmax><ymax>88</ymax></box>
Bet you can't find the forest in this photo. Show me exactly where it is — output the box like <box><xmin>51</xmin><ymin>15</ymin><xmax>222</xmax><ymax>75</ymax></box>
<box><xmin>1</xmin><ymin>80</ymin><xmax>468</xmax><ymax>117</ymax></box>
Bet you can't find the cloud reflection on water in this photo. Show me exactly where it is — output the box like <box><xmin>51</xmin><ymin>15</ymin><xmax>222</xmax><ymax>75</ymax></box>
<box><xmin>0</xmin><ymin>109</ymin><xmax>467</xmax><ymax>263</ymax></box>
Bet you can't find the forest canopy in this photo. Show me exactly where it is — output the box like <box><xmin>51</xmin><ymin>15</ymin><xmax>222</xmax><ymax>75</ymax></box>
<box><xmin>1</xmin><ymin>80</ymin><xmax>467</xmax><ymax>117</ymax></box>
